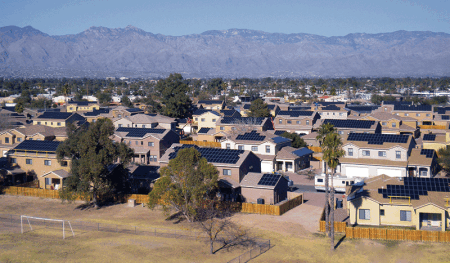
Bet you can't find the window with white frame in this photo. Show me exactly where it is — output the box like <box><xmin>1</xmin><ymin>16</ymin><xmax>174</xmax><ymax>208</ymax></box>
<box><xmin>287</xmin><ymin>120</ymin><xmax>292</xmax><ymax>124</ymax></box>
<box><xmin>400</xmin><ymin>210</ymin><xmax>411</xmax><ymax>221</ymax></box>
<box><xmin>392</xmin><ymin>122</ymin><xmax>396</xmax><ymax>127</ymax></box>
<box><xmin>223</xmin><ymin>169</ymin><xmax>231</xmax><ymax>176</ymax></box>
<box><xmin>226</xmin><ymin>143</ymin><xmax>231</xmax><ymax>149</ymax></box>
<box><xmin>44</xmin><ymin>160</ymin><xmax>51</xmax><ymax>166</ymax></box>
<box><xmin>201</xmin><ymin>118</ymin><xmax>205</xmax><ymax>122</ymax></box>
<box><xmin>149</xmin><ymin>155</ymin><xmax>157</xmax><ymax>162</ymax></box>
<box><xmin>17</xmin><ymin>137</ymin><xmax>22</xmax><ymax>142</ymax></box>
<box><xmin>348</xmin><ymin>148</ymin><xmax>353</xmax><ymax>156</ymax></box>
<box><xmin>4</xmin><ymin>137</ymin><xmax>9</xmax><ymax>143</ymax></box>
<box><xmin>45</xmin><ymin>178</ymin><xmax>51</xmax><ymax>185</ymax></box>
<box><xmin>279</xmin><ymin>119</ymin><xmax>282</xmax><ymax>124</ymax></box>
<box><xmin>362</xmin><ymin>150</ymin><xmax>370</xmax><ymax>156</ymax></box>
<box><xmin>238</xmin><ymin>145</ymin><xmax>244</xmax><ymax>150</ymax></box>
<box><xmin>251</xmin><ymin>146</ymin><xmax>258</xmax><ymax>151</ymax></box>
<box><xmin>212</xmin><ymin>119</ymin><xmax>216</xmax><ymax>122</ymax></box>
<box><xmin>265</xmin><ymin>145</ymin><xmax>270</xmax><ymax>153</ymax></box>
<box><xmin>10</xmin><ymin>158</ymin><xmax>17</xmax><ymax>164</ymax></box>
<box><xmin>382</xmin><ymin>122</ymin><xmax>387</xmax><ymax>126</ymax></box>
<box><xmin>416</xmin><ymin>113</ymin><xmax>420</xmax><ymax>117</ymax></box>
<box><xmin>306</xmin><ymin>120</ymin><xmax>310</xmax><ymax>125</ymax></box>
<box><xmin>220</xmin><ymin>126</ymin><xmax>225</xmax><ymax>130</ymax></box>
<box><xmin>338</xmin><ymin>131</ymin><xmax>344</xmax><ymax>135</ymax></box>
<box><xmin>378</xmin><ymin>151</ymin><xmax>386</xmax><ymax>157</ymax></box>
<box><xmin>359</xmin><ymin>209</ymin><xmax>370</xmax><ymax>220</ymax></box>
<box><xmin>118</xmin><ymin>124</ymin><xmax>123</xmax><ymax>128</ymax></box>
<box><xmin>396</xmin><ymin>151</ymin><xmax>401</xmax><ymax>159</ymax></box>
<box><xmin>26</xmin><ymin>159</ymin><xmax>32</xmax><ymax>165</ymax></box>
<box><xmin>296</xmin><ymin>120</ymin><xmax>301</xmax><ymax>124</ymax></box>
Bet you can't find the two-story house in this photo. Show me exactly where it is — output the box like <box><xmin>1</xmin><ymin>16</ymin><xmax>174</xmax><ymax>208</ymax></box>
<box><xmin>192</xmin><ymin>109</ymin><xmax>221</xmax><ymax>131</ymax></box>
<box><xmin>361</xmin><ymin>112</ymin><xmax>418</xmax><ymax>137</ymax></box>
<box><xmin>66</xmin><ymin>100</ymin><xmax>100</xmax><ymax>113</ymax></box>
<box><xmin>317</xmin><ymin>105</ymin><xmax>349</xmax><ymax>119</ymax></box>
<box><xmin>391</xmin><ymin>104</ymin><xmax>433</xmax><ymax>126</ymax></box>
<box><xmin>274</xmin><ymin>111</ymin><xmax>320</xmax><ymax>135</ymax></box>
<box><xmin>339</xmin><ymin>133</ymin><xmax>438</xmax><ymax>179</ymax></box>
<box><xmin>112</xmin><ymin>127</ymin><xmax>180</xmax><ymax>165</ymax></box>
<box><xmin>314</xmin><ymin>119</ymin><xmax>381</xmax><ymax>137</ymax></box>
<box><xmin>216</xmin><ymin>117</ymin><xmax>274</xmax><ymax>134</ymax></box>
<box><xmin>33</xmin><ymin>112</ymin><xmax>86</xmax><ymax>128</ymax></box>
<box><xmin>197</xmin><ymin>100</ymin><xmax>225</xmax><ymax>110</ymax></box>
<box><xmin>110</xmin><ymin>106</ymin><xmax>144</xmax><ymax>118</ymax></box>
<box><xmin>114</xmin><ymin>114</ymin><xmax>177</xmax><ymax>130</ymax></box>
<box><xmin>82</xmin><ymin>108</ymin><xmax>111</xmax><ymax>123</ymax></box>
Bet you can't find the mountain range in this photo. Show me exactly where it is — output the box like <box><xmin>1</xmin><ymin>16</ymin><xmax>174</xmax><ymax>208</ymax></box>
<box><xmin>0</xmin><ymin>25</ymin><xmax>449</xmax><ymax>78</ymax></box>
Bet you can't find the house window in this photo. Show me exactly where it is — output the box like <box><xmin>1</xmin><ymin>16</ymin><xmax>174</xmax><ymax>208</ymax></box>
<box><xmin>400</xmin><ymin>210</ymin><xmax>411</xmax><ymax>221</ymax></box>
<box><xmin>380</xmin><ymin>209</ymin><xmax>385</xmax><ymax>216</ymax></box>
<box><xmin>10</xmin><ymin>158</ymin><xmax>17</xmax><ymax>164</ymax></box>
<box><xmin>61</xmin><ymin>161</ymin><xmax>68</xmax><ymax>167</ymax></box>
<box><xmin>118</xmin><ymin>124</ymin><xmax>123</xmax><ymax>128</ymax></box>
<box><xmin>141</xmin><ymin>141</ymin><xmax>143</xmax><ymax>145</ymax></box>
<box><xmin>266</xmin><ymin>145</ymin><xmax>270</xmax><ymax>153</ymax></box>
<box><xmin>392</xmin><ymin>123</ymin><xmax>396</xmax><ymax>128</ymax></box>
<box><xmin>118</xmin><ymin>114</ymin><xmax>122</xmax><ymax>118</ymax></box>
<box><xmin>195</xmin><ymin>118</ymin><xmax>198</xmax><ymax>121</ymax></box>
<box><xmin>44</xmin><ymin>160</ymin><xmax>51</xmax><ymax>166</ymax></box>
<box><xmin>419</xmin><ymin>168</ymin><xmax>428</xmax><ymax>177</ymax></box>
<box><xmin>4</xmin><ymin>137</ymin><xmax>9</xmax><ymax>143</ymax></box>
<box><xmin>382</xmin><ymin>122</ymin><xmax>387</xmax><ymax>126</ymax></box>
<box><xmin>306</xmin><ymin>120</ymin><xmax>310</xmax><ymax>125</ymax></box>
<box><xmin>279</xmin><ymin>119</ymin><xmax>282</xmax><ymax>124</ymax></box>
<box><xmin>238</xmin><ymin>145</ymin><xmax>244</xmax><ymax>150</ymax></box>
<box><xmin>57</xmin><ymin>122</ymin><xmax>61</xmax><ymax>126</ymax></box>
<box><xmin>201</xmin><ymin>118</ymin><xmax>205</xmax><ymax>122</ymax></box>
<box><xmin>212</xmin><ymin>119</ymin><xmax>216</xmax><ymax>122</ymax></box>
<box><xmin>287</xmin><ymin>120</ymin><xmax>292</xmax><ymax>124</ymax></box>
<box><xmin>135</xmin><ymin>141</ymin><xmax>138</xmax><ymax>145</ymax></box>
<box><xmin>348</xmin><ymin>148</ymin><xmax>353</xmax><ymax>156</ymax></box>
<box><xmin>226</xmin><ymin>143</ymin><xmax>231</xmax><ymax>150</ymax></box>
<box><xmin>426</xmin><ymin>114</ymin><xmax>431</xmax><ymax>117</ymax></box>
<box><xmin>135</xmin><ymin>125</ymin><xmax>138</xmax><ymax>127</ymax></box>
<box><xmin>362</xmin><ymin>150</ymin><xmax>370</xmax><ymax>156</ymax></box>
<box><xmin>223</xmin><ymin>169</ymin><xmax>231</xmax><ymax>176</ymax></box>
<box><xmin>148</xmin><ymin>142</ymin><xmax>154</xmax><ymax>147</ymax></box>
<box><xmin>416</xmin><ymin>113</ymin><xmax>420</xmax><ymax>117</ymax></box>
<box><xmin>17</xmin><ymin>137</ymin><xmax>22</xmax><ymax>142</ymax></box>
<box><xmin>251</xmin><ymin>146</ymin><xmax>258</xmax><ymax>151</ymax></box>
<box><xmin>384</xmin><ymin>107</ymin><xmax>387</xmax><ymax>111</ymax></box>
<box><xmin>405</xmin><ymin>113</ymin><xmax>409</xmax><ymax>116</ymax></box>
<box><xmin>317</xmin><ymin>178</ymin><xmax>323</xmax><ymax>183</ymax></box>
<box><xmin>45</xmin><ymin>178</ymin><xmax>51</xmax><ymax>186</ymax></box>
<box><xmin>378</xmin><ymin>151</ymin><xmax>386</xmax><ymax>157</ymax></box>
<box><xmin>231</xmin><ymin>127</ymin><xmax>236</xmax><ymax>130</ymax></box>
<box><xmin>338</xmin><ymin>131</ymin><xmax>344</xmax><ymax>135</ymax></box>
<box><xmin>37</xmin><ymin>122</ymin><xmax>41</xmax><ymax>125</ymax></box>
<box><xmin>359</xmin><ymin>209</ymin><xmax>370</xmax><ymax>220</ymax></box>
<box><xmin>396</xmin><ymin>151</ymin><xmax>401</xmax><ymax>159</ymax></box>
<box><xmin>26</xmin><ymin>159</ymin><xmax>32</xmax><ymax>165</ymax></box>
<box><xmin>220</xmin><ymin>127</ymin><xmax>225</xmax><ymax>130</ymax></box>
<box><xmin>149</xmin><ymin>155</ymin><xmax>157</xmax><ymax>162</ymax></box>
<box><xmin>296</xmin><ymin>121</ymin><xmax>301</xmax><ymax>124</ymax></box>
<box><xmin>142</xmin><ymin>125</ymin><xmax>146</xmax><ymax>128</ymax></box>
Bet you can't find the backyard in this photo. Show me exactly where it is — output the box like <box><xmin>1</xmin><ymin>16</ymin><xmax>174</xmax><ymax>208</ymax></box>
<box><xmin>1</xmin><ymin>195</ymin><xmax>450</xmax><ymax>262</ymax></box>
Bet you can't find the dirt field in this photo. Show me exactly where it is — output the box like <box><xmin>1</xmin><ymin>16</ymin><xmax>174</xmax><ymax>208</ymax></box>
<box><xmin>1</xmin><ymin>195</ymin><xmax>450</xmax><ymax>263</ymax></box>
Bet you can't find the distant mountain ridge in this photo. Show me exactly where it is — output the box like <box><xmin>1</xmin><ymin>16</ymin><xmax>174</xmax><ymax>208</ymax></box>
<box><xmin>0</xmin><ymin>25</ymin><xmax>449</xmax><ymax>78</ymax></box>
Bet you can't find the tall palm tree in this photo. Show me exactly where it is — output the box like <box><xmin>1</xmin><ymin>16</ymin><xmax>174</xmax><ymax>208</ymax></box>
<box><xmin>322</xmin><ymin>131</ymin><xmax>345</xmax><ymax>250</ymax></box>
<box><xmin>316</xmin><ymin>123</ymin><xmax>335</xmax><ymax>235</ymax></box>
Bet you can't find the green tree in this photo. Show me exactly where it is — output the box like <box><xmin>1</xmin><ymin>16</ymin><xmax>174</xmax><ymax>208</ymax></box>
<box><xmin>320</xmin><ymin>126</ymin><xmax>345</xmax><ymax>251</ymax></box>
<box><xmin>121</xmin><ymin>95</ymin><xmax>133</xmax><ymax>107</ymax></box>
<box><xmin>148</xmin><ymin>147</ymin><xmax>219</xmax><ymax>222</ymax></box>
<box><xmin>248</xmin><ymin>98</ymin><xmax>270</xmax><ymax>117</ymax></box>
<box><xmin>56</xmin><ymin>119</ymin><xmax>134</xmax><ymax>208</ymax></box>
<box><xmin>14</xmin><ymin>101</ymin><xmax>24</xmax><ymax>113</ymax></box>
<box><xmin>438</xmin><ymin>147</ymin><xmax>450</xmax><ymax>176</ymax></box>
<box><xmin>280</xmin><ymin>132</ymin><xmax>307</xmax><ymax>148</ymax></box>
<box><xmin>156</xmin><ymin>73</ymin><xmax>192</xmax><ymax>118</ymax></box>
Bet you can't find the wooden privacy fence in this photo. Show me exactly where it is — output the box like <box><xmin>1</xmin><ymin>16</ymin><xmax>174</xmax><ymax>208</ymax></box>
<box><xmin>319</xmin><ymin>221</ymin><xmax>348</xmax><ymax>233</ymax></box>
<box><xmin>241</xmin><ymin>194</ymin><xmax>303</xmax><ymax>216</ymax></box>
<box><xmin>346</xmin><ymin>227</ymin><xmax>450</xmax><ymax>242</ymax></box>
<box><xmin>180</xmin><ymin>140</ymin><xmax>221</xmax><ymax>148</ymax></box>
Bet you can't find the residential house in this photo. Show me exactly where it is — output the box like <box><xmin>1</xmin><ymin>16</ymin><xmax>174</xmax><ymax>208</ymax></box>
<box><xmin>314</xmin><ymin>119</ymin><xmax>381</xmax><ymax>137</ymax></box>
<box><xmin>347</xmin><ymin>175</ymin><xmax>450</xmax><ymax>231</ymax></box>
<box><xmin>192</xmin><ymin>109</ymin><xmax>221</xmax><ymax>131</ymax></box>
<box><xmin>114</xmin><ymin>114</ymin><xmax>177</xmax><ymax>130</ymax></box>
<box><xmin>274</xmin><ymin>111</ymin><xmax>320</xmax><ymax>135</ymax></box>
<box><xmin>110</xmin><ymin>106</ymin><xmax>144</xmax><ymax>118</ymax></box>
<box><xmin>219</xmin><ymin>109</ymin><xmax>242</xmax><ymax>118</ymax></box>
<box><xmin>216</xmin><ymin>117</ymin><xmax>274</xmax><ymax>135</ymax></box>
<box><xmin>66</xmin><ymin>100</ymin><xmax>100</xmax><ymax>113</ymax></box>
<box><xmin>317</xmin><ymin>105</ymin><xmax>349</xmax><ymax>119</ymax></box>
<box><xmin>197</xmin><ymin>100</ymin><xmax>225</xmax><ymax>110</ymax></box>
<box><xmin>390</xmin><ymin>104</ymin><xmax>433</xmax><ymax>126</ymax></box>
<box><xmin>240</xmin><ymin>173</ymin><xmax>289</xmax><ymax>204</ymax></box>
<box><xmin>345</xmin><ymin>105</ymin><xmax>380</xmax><ymax>117</ymax></box>
<box><xmin>112</xmin><ymin>127</ymin><xmax>180</xmax><ymax>165</ymax></box>
<box><xmin>361</xmin><ymin>112</ymin><xmax>418</xmax><ymax>137</ymax></box>
<box><xmin>339</xmin><ymin>133</ymin><xmax>439</xmax><ymax>178</ymax></box>
<box><xmin>33</xmin><ymin>112</ymin><xmax>86</xmax><ymax>128</ymax></box>
<box><xmin>421</xmin><ymin>133</ymin><xmax>450</xmax><ymax>152</ymax></box>
<box><xmin>82</xmin><ymin>108</ymin><xmax>111</xmax><ymax>123</ymax></box>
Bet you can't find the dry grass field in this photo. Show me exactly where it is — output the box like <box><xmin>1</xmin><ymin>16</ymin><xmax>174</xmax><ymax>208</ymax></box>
<box><xmin>1</xmin><ymin>195</ymin><xmax>450</xmax><ymax>263</ymax></box>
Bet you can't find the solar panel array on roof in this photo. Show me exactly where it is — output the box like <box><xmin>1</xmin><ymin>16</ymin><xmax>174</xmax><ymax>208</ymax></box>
<box><xmin>274</xmin><ymin>130</ymin><xmax>286</xmax><ymax>135</ymax></box>
<box><xmin>236</xmin><ymin>130</ymin><xmax>266</xmax><ymax>141</ymax></box>
<box><xmin>394</xmin><ymin>104</ymin><xmax>432</xmax><ymax>111</ymax></box>
<box><xmin>126</xmin><ymin>108</ymin><xmax>143</xmax><ymax>112</ymax></box>
<box><xmin>68</xmin><ymin>101</ymin><xmax>95</xmax><ymax>106</ymax></box>
<box><xmin>321</xmin><ymin>105</ymin><xmax>342</xmax><ymax>111</ymax></box>
<box><xmin>220</xmin><ymin>117</ymin><xmax>264</xmax><ymax>125</ymax></box>
<box><xmin>168</xmin><ymin>145</ymin><xmax>244</xmax><ymax>164</ymax></box>
<box><xmin>83</xmin><ymin>108</ymin><xmax>110</xmax><ymax>116</ymax></box>
<box><xmin>423</xmin><ymin>134</ymin><xmax>436</xmax><ymax>141</ymax></box>
<box><xmin>193</xmin><ymin>109</ymin><xmax>219</xmax><ymax>116</ymax></box>
<box><xmin>436</xmin><ymin>107</ymin><xmax>450</xmax><ymax>115</ymax></box>
<box><xmin>14</xmin><ymin>140</ymin><xmax>61</xmax><ymax>152</ymax></box>
<box><xmin>345</xmin><ymin>105</ymin><xmax>380</xmax><ymax>113</ymax></box>
<box><xmin>220</xmin><ymin>110</ymin><xmax>239</xmax><ymax>117</ymax></box>
<box><xmin>288</xmin><ymin>106</ymin><xmax>311</xmax><ymax>111</ymax></box>
<box><xmin>347</xmin><ymin>133</ymin><xmax>409</xmax><ymax>145</ymax></box>
<box><xmin>420</xmin><ymin>149</ymin><xmax>435</xmax><ymax>158</ymax></box>
<box><xmin>37</xmin><ymin>112</ymin><xmax>72</xmax><ymax>119</ymax></box>
<box><xmin>257</xmin><ymin>173</ymin><xmax>281</xmax><ymax>186</ymax></box>
<box><xmin>383</xmin><ymin>101</ymin><xmax>412</xmax><ymax>105</ymax></box>
<box><xmin>323</xmin><ymin>119</ymin><xmax>375</xmax><ymax>129</ymax></box>
<box><xmin>116</xmin><ymin>127</ymin><xmax>165</xmax><ymax>137</ymax></box>
<box><xmin>317</xmin><ymin>102</ymin><xmax>345</xmax><ymax>106</ymax></box>
<box><xmin>272</xmin><ymin>136</ymin><xmax>291</xmax><ymax>144</ymax></box>
<box><xmin>378</xmin><ymin>177</ymin><xmax>450</xmax><ymax>200</ymax></box>
<box><xmin>442</xmin><ymin>115</ymin><xmax>450</xmax><ymax>120</ymax></box>
<box><xmin>198</xmin><ymin>128</ymin><xmax>211</xmax><ymax>134</ymax></box>
<box><xmin>278</xmin><ymin>111</ymin><xmax>314</xmax><ymax>117</ymax></box>
<box><xmin>198</xmin><ymin>100</ymin><xmax>222</xmax><ymax>105</ymax></box>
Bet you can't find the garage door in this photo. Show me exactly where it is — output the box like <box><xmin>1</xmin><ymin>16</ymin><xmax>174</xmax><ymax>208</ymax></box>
<box><xmin>261</xmin><ymin>161</ymin><xmax>274</xmax><ymax>173</ymax></box>
<box><xmin>377</xmin><ymin>168</ymin><xmax>402</xmax><ymax>177</ymax></box>
<box><xmin>345</xmin><ymin>166</ymin><xmax>369</xmax><ymax>178</ymax></box>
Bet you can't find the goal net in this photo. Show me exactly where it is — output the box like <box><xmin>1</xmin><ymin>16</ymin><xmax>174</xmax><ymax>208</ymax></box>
<box><xmin>21</xmin><ymin>215</ymin><xmax>74</xmax><ymax>239</ymax></box>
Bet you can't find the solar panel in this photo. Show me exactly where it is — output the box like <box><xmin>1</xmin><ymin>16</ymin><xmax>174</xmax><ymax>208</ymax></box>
<box><xmin>274</xmin><ymin>130</ymin><xmax>286</xmax><ymax>135</ymax></box>
<box><xmin>37</xmin><ymin>112</ymin><xmax>72</xmax><ymax>119</ymax></box>
<box><xmin>236</xmin><ymin>130</ymin><xmax>266</xmax><ymax>141</ymax></box>
<box><xmin>198</xmin><ymin>128</ymin><xmax>211</xmax><ymax>134</ymax></box>
<box><xmin>345</xmin><ymin>106</ymin><xmax>380</xmax><ymax>113</ymax></box>
<box><xmin>14</xmin><ymin>140</ymin><xmax>61</xmax><ymax>152</ymax></box>
<box><xmin>423</xmin><ymin>134</ymin><xmax>436</xmax><ymax>141</ymax></box>
<box><xmin>420</xmin><ymin>149</ymin><xmax>435</xmax><ymax>158</ymax></box>
<box><xmin>278</xmin><ymin>111</ymin><xmax>314</xmax><ymax>117</ymax></box>
<box><xmin>116</xmin><ymin>127</ymin><xmax>165</xmax><ymax>137</ymax></box>
<box><xmin>220</xmin><ymin>117</ymin><xmax>265</xmax><ymax>125</ymax></box>
<box><xmin>257</xmin><ymin>174</ymin><xmax>281</xmax><ymax>186</ymax></box>
<box><xmin>394</xmin><ymin>104</ymin><xmax>432</xmax><ymax>111</ymax></box>
<box><xmin>168</xmin><ymin>145</ymin><xmax>245</xmax><ymax>164</ymax></box>
<box><xmin>442</xmin><ymin>115</ymin><xmax>450</xmax><ymax>120</ymax></box>
<box><xmin>323</xmin><ymin>119</ymin><xmax>375</xmax><ymax>129</ymax></box>
<box><xmin>379</xmin><ymin>177</ymin><xmax>450</xmax><ymax>200</ymax></box>
<box><xmin>347</xmin><ymin>133</ymin><xmax>409</xmax><ymax>144</ymax></box>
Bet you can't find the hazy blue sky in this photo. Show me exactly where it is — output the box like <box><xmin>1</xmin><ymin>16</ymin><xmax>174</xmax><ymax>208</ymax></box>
<box><xmin>0</xmin><ymin>0</ymin><xmax>449</xmax><ymax>36</ymax></box>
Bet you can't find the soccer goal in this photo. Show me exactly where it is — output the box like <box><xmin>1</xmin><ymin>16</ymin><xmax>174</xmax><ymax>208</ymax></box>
<box><xmin>21</xmin><ymin>215</ymin><xmax>74</xmax><ymax>239</ymax></box>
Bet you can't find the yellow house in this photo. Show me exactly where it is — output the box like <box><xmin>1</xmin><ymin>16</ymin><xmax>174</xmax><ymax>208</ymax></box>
<box><xmin>40</xmin><ymin>170</ymin><xmax>70</xmax><ymax>190</ymax></box>
<box><xmin>347</xmin><ymin>175</ymin><xmax>450</xmax><ymax>231</ymax></box>
<box><xmin>66</xmin><ymin>101</ymin><xmax>100</xmax><ymax>113</ymax></box>
<box><xmin>362</xmin><ymin>112</ymin><xmax>418</xmax><ymax>137</ymax></box>
<box><xmin>33</xmin><ymin>112</ymin><xmax>86</xmax><ymax>128</ymax></box>
<box><xmin>422</xmin><ymin>133</ymin><xmax>450</xmax><ymax>152</ymax></box>
<box><xmin>197</xmin><ymin>100</ymin><xmax>225</xmax><ymax>110</ymax></box>
<box><xmin>192</xmin><ymin>109</ymin><xmax>221</xmax><ymax>131</ymax></box>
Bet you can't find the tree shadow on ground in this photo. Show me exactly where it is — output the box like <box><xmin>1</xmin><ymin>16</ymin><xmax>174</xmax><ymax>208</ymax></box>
<box><xmin>334</xmin><ymin>235</ymin><xmax>346</xmax><ymax>249</ymax></box>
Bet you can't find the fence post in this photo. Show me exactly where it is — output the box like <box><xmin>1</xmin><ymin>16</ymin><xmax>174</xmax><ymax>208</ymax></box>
<box><xmin>98</xmin><ymin>223</ymin><xmax>100</xmax><ymax>231</ymax></box>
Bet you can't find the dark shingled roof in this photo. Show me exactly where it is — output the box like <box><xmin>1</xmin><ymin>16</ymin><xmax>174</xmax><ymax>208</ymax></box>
<box><xmin>278</xmin><ymin>111</ymin><xmax>314</xmax><ymax>117</ymax></box>
<box><xmin>322</xmin><ymin>119</ymin><xmax>375</xmax><ymax>129</ymax></box>
<box><xmin>394</xmin><ymin>104</ymin><xmax>432</xmax><ymax>112</ymax></box>
<box><xmin>13</xmin><ymin>140</ymin><xmax>61</xmax><ymax>152</ymax></box>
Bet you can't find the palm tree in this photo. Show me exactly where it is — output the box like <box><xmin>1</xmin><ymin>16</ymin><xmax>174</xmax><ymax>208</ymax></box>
<box><xmin>322</xmin><ymin>130</ymin><xmax>345</xmax><ymax>251</ymax></box>
<box><xmin>316</xmin><ymin>123</ymin><xmax>335</xmax><ymax>236</ymax></box>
